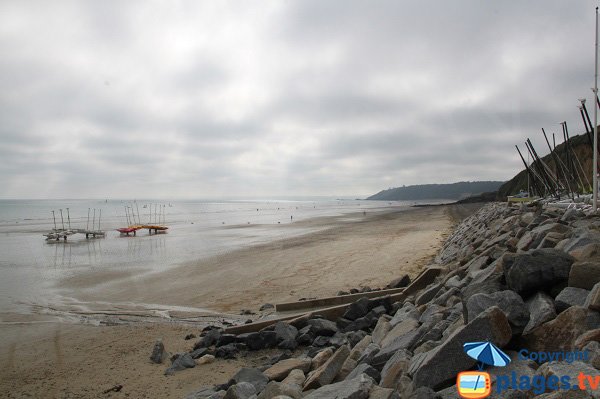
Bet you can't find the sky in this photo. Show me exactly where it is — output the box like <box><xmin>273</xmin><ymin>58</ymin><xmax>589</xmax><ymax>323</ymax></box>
<box><xmin>0</xmin><ymin>1</ymin><xmax>597</xmax><ymax>199</ymax></box>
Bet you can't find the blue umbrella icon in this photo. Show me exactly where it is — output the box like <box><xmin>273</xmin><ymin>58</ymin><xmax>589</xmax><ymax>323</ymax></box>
<box><xmin>463</xmin><ymin>341</ymin><xmax>511</xmax><ymax>370</ymax></box>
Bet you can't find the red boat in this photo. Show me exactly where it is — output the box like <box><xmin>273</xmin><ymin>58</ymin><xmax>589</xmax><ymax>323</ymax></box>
<box><xmin>116</xmin><ymin>226</ymin><xmax>140</xmax><ymax>235</ymax></box>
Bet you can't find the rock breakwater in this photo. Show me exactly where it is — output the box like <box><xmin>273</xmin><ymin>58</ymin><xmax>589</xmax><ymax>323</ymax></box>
<box><xmin>164</xmin><ymin>202</ymin><xmax>600</xmax><ymax>398</ymax></box>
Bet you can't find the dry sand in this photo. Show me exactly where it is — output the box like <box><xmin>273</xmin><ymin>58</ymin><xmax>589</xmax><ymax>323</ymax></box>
<box><xmin>0</xmin><ymin>204</ymin><xmax>476</xmax><ymax>398</ymax></box>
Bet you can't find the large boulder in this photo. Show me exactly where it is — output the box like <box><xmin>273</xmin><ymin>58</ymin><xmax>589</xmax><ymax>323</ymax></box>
<box><xmin>380</xmin><ymin>318</ymin><xmax>420</xmax><ymax>348</ymax></box>
<box><xmin>307</xmin><ymin>319</ymin><xmax>339</xmax><ymax>337</ymax></box>
<box><xmin>536</xmin><ymin>361</ymin><xmax>600</xmax><ymax>398</ymax></box>
<box><xmin>521</xmin><ymin>306</ymin><xmax>588</xmax><ymax>351</ymax></box>
<box><xmin>387</xmin><ymin>275</ymin><xmax>411</xmax><ymax>289</ymax></box>
<box><xmin>408</xmin><ymin>306</ymin><xmax>512</xmax><ymax>390</ymax></box>
<box><xmin>274</xmin><ymin>322</ymin><xmax>298</xmax><ymax>344</ymax></box>
<box><xmin>264</xmin><ymin>358</ymin><xmax>311</xmax><ymax>381</ymax></box>
<box><xmin>504</xmin><ymin>248</ymin><xmax>574</xmax><ymax>295</ymax></box>
<box><xmin>224</xmin><ymin>382</ymin><xmax>256</xmax><ymax>399</ymax></box>
<box><xmin>523</xmin><ymin>292</ymin><xmax>557</xmax><ymax>334</ymax></box>
<box><xmin>343</xmin><ymin>297</ymin><xmax>371</xmax><ymax>321</ymax></box>
<box><xmin>466</xmin><ymin>290</ymin><xmax>529</xmax><ymax>334</ymax></box>
<box><xmin>229</xmin><ymin>368</ymin><xmax>269</xmax><ymax>393</ymax></box>
<box><xmin>257</xmin><ymin>381</ymin><xmax>302</xmax><ymax>399</ymax></box>
<box><xmin>371</xmin><ymin>328</ymin><xmax>426</xmax><ymax>370</ymax></box>
<box><xmin>390</xmin><ymin>303</ymin><xmax>420</xmax><ymax>327</ymax></box>
<box><xmin>337</xmin><ymin>335</ymin><xmax>372</xmax><ymax>381</ymax></box>
<box><xmin>379</xmin><ymin>349</ymin><xmax>412</xmax><ymax>389</ymax></box>
<box><xmin>303</xmin><ymin>345</ymin><xmax>350</xmax><ymax>390</ymax></box>
<box><xmin>372</xmin><ymin>317</ymin><xmax>392</xmax><ymax>346</ymax></box>
<box><xmin>586</xmin><ymin>282</ymin><xmax>600</xmax><ymax>311</ymax></box>
<box><xmin>150</xmin><ymin>339</ymin><xmax>168</xmax><ymax>364</ymax></box>
<box><xmin>555</xmin><ymin>287</ymin><xmax>590</xmax><ymax>313</ymax></box>
<box><xmin>165</xmin><ymin>353</ymin><xmax>196</xmax><ymax>375</ymax></box>
<box><xmin>569</xmin><ymin>261</ymin><xmax>600</xmax><ymax>290</ymax></box>
<box><xmin>345</xmin><ymin>363</ymin><xmax>380</xmax><ymax>382</ymax></box>
<box><xmin>303</xmin><ymin>374</ymin><xmax>374</xmax><ymax>399</ymax></box>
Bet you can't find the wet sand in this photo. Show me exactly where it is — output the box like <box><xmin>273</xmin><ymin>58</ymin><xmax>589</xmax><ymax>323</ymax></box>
<box><xmin>0</xmin><ymin>204</ymin><xmax>475</xmax><ymax>398</ymax></box>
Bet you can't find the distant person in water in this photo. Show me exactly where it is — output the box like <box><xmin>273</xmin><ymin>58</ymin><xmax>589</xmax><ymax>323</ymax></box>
<box><xmin>291</xmin><ymin>215</ymin><xmax>293</xmax><ymax>221</ymax></box>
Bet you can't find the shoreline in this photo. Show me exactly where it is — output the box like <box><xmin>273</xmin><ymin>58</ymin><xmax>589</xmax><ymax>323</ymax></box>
<box><xmin>0</xmin><ymin>203</ymin><xmax>469</xmax><ymax>398</ymax></box>
<box><xmin>55</xmin><ymin>204</ymin><xmax>455</xmax><ymax>314</ymax></box>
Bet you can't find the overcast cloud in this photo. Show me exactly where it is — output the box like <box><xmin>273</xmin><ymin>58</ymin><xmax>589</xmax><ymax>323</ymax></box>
<box><xmin>0</xmin><ymin>1</ymin><xmax>596</xmax><ymax>198</ymax></box>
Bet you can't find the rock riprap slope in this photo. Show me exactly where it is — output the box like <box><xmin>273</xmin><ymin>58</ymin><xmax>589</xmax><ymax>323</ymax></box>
<box><xmin>165</xmin><ymin>202</ymin><xmax>600</xmax><ymax>399</ymax></box>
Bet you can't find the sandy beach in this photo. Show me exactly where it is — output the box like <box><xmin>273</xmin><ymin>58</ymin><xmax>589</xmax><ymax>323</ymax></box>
<box><xmin>0</xmin><ymin>204</ymin><xmax>475</xmax><ymax>398</ymax></box>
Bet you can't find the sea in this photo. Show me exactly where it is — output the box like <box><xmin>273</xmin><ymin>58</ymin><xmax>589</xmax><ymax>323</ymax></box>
<box><xmin>0</xmin><ymin>198</ymin><xmax>445</xmax><ymax>318</ymax></box>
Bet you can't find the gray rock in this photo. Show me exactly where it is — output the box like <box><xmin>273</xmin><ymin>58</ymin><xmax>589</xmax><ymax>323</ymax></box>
<box><xmin>583</xmin><ymin>341</ymin><xmax>600</xmax><ymax>369</ymax></box>
<box><xmin>190</xmin><ymin>347</ymin><xmax>210</xmax><ymax>359</ymax></box>
<box><xmin>443</xmin><ymin>276</ymin><xmax>465</xmax><ymax>290</ymax></box>
<box><xmin>194</xmin><ymin>328</ymin><xmax>222</xmax><ymax>350</ymax></box>
<box><xmin>307</xmin><ymin>319</ymin><xmax>339</xmax><ymax>337</ymax></box>
<box><xmin>303</xmin><ymin>345</ymin><xmax>350</xmax><ymax>390</ymax></box>
<box><xmin>346</xmin><ymin>330</ymin><xmax>368</xmax><ymax>348</ymax></box>
<box><xmin>586</xmin><ymin>282</ymin><xmax>600</xmax><ymax>312</ymax></box>
<box><xmin>521</xmin><ymin>306</ymin><xmax>588</xmax><ymax>351</ymax></box>
<box><xmin>569</xmin><ymin>261</ymin><xmax>600</xmax><ymax>290</ymax></box>
<box><xmin>408</xmin><ymin>306</ymin><xmax>512</xmax><ymax>390</ymax></box>
<box><xmin>345</xmin><ymin>363</ymin><xmax>380</xmax><ymax>382</ymax></box>
<box><xmin>218</xmin><ymin>334</ymin><xmax>238</xmax><ymax>347</ymax></box>
<box><xmin>516</xmin><ymin>230</ymin><xmax>534</xmax><ymax>251</ymax></box>
<box><xmin>257</xmin><ymin>381</ymin><xmax>302</xmax><ymax>399</ymax></box>
<box><xmin>229</xmin><ymin>368</ymin><xmax>269</xmax><ymax>393</ymax></box>
<box><xmin>342</xmin><ymin>314</ymin><xmax>377</xmax><ymax>333</ymax></box>
<box><xmin>216</xmin><ymin>343</ymin><xmax>240</xmax><ymax>359</ymax></box>
<box><xmin>504</xmin><ymin>248</ymin><xmax>574</xmax><ymax>294</ymax></box>
<box><xmin>563</xmin><ymin>230</ymin><xmax>600</xmax><ymax>257</ymax></box>
<box><xmin>379</xmin><ymin>349</ymin><xmax>411</xmax><ymax>389</ymax></box>
<box><xmin>380</xmin><ymin>318</ymin><xmax>420</xmax><ymax>348</ymax></box>
<box><xmin>461</xmin><ymin>269</ymin><xmax>505</xmax><ymax>301</ymax></box>
<box><xmin>432</xmin><ymin>288</ymin><xmax>460</xmax><ymax>306</ymax></box>
<box><xmin>356</xmin><ymin>343</ymin><xmax>380</xmax><ymax>366</ymax></box>
<box><xmin>371</xmin><ymin>328</ymin><xmax>426</xmax><ymax>370</ymax></box>
<box><xmin>343</xmin><ymin>297</ymin><xmax>371</xmax><ymax>321</ymax></box>
<box><xmin>418</xmin><ymin>304</ymin><xmax>447</xmax><ymax>325</ymax></box>
<box><xmin>282</xmin><ymin>369</ymin><xmax>305</xmax><ymax>386</ymax></box>
<box><xmin>555</xmin><ymin>287</ymin><xmax>590</xmax><ymax>313</ymax></box>
<box><xmin>165</xmin><ymin>353</ymin><xmax>196</xmax><ymax>375</ymax></box>
<box><xmin>536</xmin><ymin>361</ymin><xmax>600</xmax><ymax>398</ymax></box>
<box><xmin>337</xmin><ymin>335</ymin><xmax>372</xmax><ymax>381</ymax></box>
<box><xmin>274</xmin><ymin>322</ymin><xmax>298</xmax><ymax>344</ymax></box>
<box><xmin>486</xmin><ymin>350</ymin><xmax>537</xmax><ymax>398</ymax></box>
<box><xmin>303</xmin><ymin>373</ymin><xmax>374</xmax><ymax>399</ymax></box>
<box><xmin>415</xmin><ymin>283</ymin><xmax>443</xmax><ymax>306</ymax></box>
<box><xmin>263</xmin><ymin>358</ymin><xmax>311</xmax><ymax>382</ymax></box>
<box><xmin>390</xmin><ymin>302</ymin><xmax>420</xmax><ymax>327</ymax></box>
<box><xmin>372</xmin><ymin>317</ymin><xmax>392</xmax><ymax>346</ymax></box>
<box><xmin>466</xmin><ymin>290</ymin><xmax>529</xmax><ymax>334</ymax></box>
<box><xmin>387</xmin><ymin>275</ymin><xmax>411</xmax><ymax>289</ymax></box>
<box><xmin>523</xmin><ymin>292</ymin><xmax>557</xmax><ymax>334</ymax></box>
<box><xmin>150</xmin><ymin>339</ymin><xmax>167</xmax><ymax>364</ymax></box>
<box><xmin>224</xmin><ymin>382</ymin><xmax>257</xmax><ymax>399</ymax></box>
<box><xmin>310</xmin><ymin>347</ymin><xmax>334</xmax><ymax>371</ymax></box>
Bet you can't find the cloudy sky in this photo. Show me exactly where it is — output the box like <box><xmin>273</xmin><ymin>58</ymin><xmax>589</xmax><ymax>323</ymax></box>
<box><xmin>0</xmin><ymin>1</ymin><xmax>596</xmax><ymax>199</ymax></box>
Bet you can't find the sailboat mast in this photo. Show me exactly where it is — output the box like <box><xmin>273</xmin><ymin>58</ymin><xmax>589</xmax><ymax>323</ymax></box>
<box><xmin>594</xmin><ymin>6</ymin><xmax>599</xmax><ymax>211</ymax></box>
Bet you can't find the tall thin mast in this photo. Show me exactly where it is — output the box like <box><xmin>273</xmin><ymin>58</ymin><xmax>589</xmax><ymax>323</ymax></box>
<box><xmin>594</xmin><ymin>6</ymin><xmax>599</xmax><ymax>211</ymax></box>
